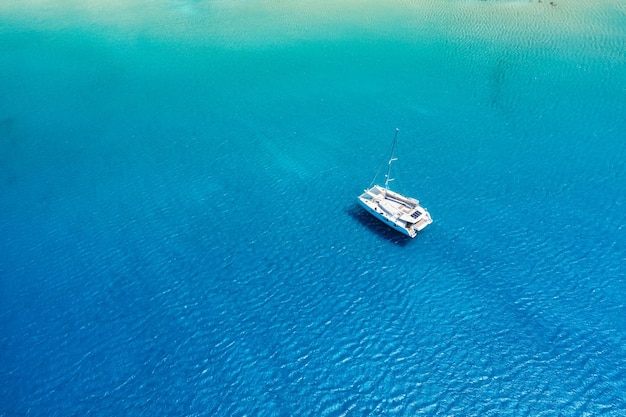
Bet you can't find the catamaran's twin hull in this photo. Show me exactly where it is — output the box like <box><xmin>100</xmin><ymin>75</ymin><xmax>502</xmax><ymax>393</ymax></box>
<box><xmin>358</xmin><ymin>185</ymin><xmax>432</xmax><ymax>238</ymax></box>
<box><xmin>358</xmin><ymin>198</ymin><xmax>417</xmax><ymax>237</ymax></box>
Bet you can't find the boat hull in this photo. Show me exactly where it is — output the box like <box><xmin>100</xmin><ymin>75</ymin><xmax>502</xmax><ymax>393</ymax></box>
<box><xmin>357</xmin><ymin>185</ymin><xmax>432</xmax><ymax>238</ymax></box>
<box><xmin>357</xmin><ymin>197</ymin><xmax>416</xmax><ymax>237</ymax></box>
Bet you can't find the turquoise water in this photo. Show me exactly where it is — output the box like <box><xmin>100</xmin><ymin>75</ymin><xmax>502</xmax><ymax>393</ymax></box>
<box><xmin>2</xmin><ymin>1</ymin><xmax>626</xmax><ymax>415</ymax></box>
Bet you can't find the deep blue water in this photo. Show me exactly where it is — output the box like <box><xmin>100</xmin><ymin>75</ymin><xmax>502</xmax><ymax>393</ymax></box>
<box><xmin>2</xmin><ymin>1</ymin><xmax>626</xmax><ymax>415</ymax></box>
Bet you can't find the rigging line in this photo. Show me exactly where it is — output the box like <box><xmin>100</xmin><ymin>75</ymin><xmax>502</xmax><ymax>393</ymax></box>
<box><xmin>384</xmin><ymin>128</ymin><xmax>400</xmax><ymax>189</ymax></box>
<box><xmin>368</xmin><ymin>128</ymin><xmax>400</xmax><ymax>189</ymax></box>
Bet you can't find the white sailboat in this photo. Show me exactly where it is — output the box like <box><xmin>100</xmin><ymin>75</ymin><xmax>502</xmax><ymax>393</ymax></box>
<box><xmin>357</xmin><ymin>128</ymin><xmax>432</xmax><ymax>238</ymax></box>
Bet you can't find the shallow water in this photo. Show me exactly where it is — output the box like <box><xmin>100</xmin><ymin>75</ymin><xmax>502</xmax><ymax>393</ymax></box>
<box><xmin>1</xmin><ymin>1</ymin><xmax>626</xmax><ymax>415</ymax></box>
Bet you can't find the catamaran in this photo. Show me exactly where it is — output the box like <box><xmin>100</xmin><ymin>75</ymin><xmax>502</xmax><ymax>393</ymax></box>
<box><xmin>357</xmin><ymin>129</ymin><xmax>432</xmax><ymax>238</ymax></box>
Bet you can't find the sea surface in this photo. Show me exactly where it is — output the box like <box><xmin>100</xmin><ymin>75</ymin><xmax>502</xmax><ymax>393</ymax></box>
<box><xmin>1</xmin><ymin>0</ymin><xmax>626</xmax><ymax>415</ymax></box>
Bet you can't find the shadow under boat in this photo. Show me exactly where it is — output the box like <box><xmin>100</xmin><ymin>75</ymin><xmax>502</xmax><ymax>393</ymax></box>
<box><xmin>347</xmin><ymin>205</ymin><xmax>415</xmax><ymax>246</ymax></box>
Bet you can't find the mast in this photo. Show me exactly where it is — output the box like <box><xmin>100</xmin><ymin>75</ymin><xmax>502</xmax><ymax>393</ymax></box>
<box><xmin>384</xmin><ymin>128</ymin><xmax>399</xmax><ymax>189</ymax></box>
